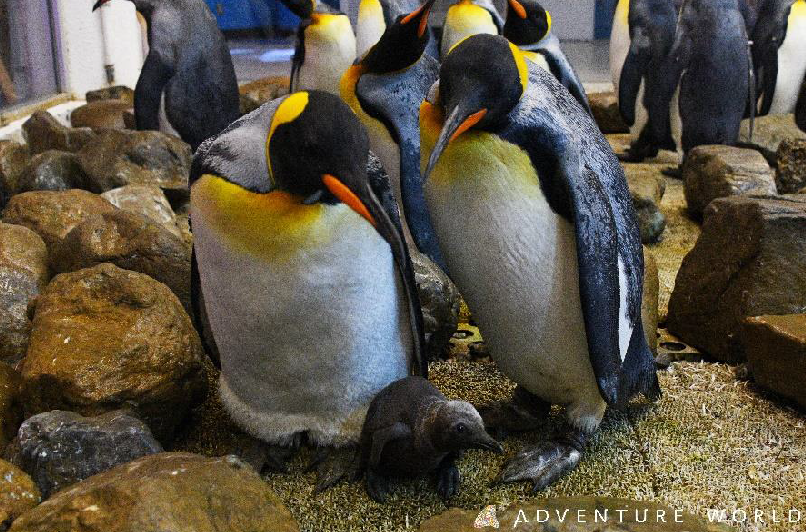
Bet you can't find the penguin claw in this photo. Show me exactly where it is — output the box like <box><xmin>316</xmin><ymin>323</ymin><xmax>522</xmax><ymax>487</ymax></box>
<box><xmin>365</xmin><ymin>469</ymin><xmax>391</xmax><ymax>503</ymax></box>
<box><xmin>313</xmin><ymin>445</ymin><xmax>360</xmax><ymax>493</ymax></box>
<box><xmin>436</xmin><ymin>463</ymin><xmax>460</xmax><ymax>500</ymax></box>
<box><xmin>496</xmin><ymin>441</ymin><xmax>582</xmax><ymax>491</ymax></box>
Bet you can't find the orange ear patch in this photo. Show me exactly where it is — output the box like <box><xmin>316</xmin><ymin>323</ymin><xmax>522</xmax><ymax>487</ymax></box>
<box><xmin>508</xmin><ymin>0</ymin><xmax>527</xmax><ymax>19</ymax></box>
<box><xmin>322</xmin><ymin>174</ymin><xmax>377</xmax><ymax>227</ymax></box>
<box><xmin>450</xmin><ymin>108</ymin><xmax>488</xmax><ymax>143</ymax></box>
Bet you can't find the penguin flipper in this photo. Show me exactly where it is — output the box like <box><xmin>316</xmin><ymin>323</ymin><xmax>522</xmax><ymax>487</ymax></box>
<box><xmin>191</xmin><ymin>245</ymin><xmax>221</xmax><ymax>368</ymax></box>
<box><xmin>618</xmin><ymin>32</ymin><xmax>650</xmax><ymax>127</ymax></box>
<box><xmin>367</xmin><ymin>151</ymin><xmax>403</xmax><ymax>229</ymax></box>
<box><xmin>796</xmin><ymin>77</ymin><xmax>806</xmax><ymax>132</ymax></box>
<box><xmin>530</xmin><ymin>37</ymin><xmax>591</xmax><ymax>115</ymax></box>
<box><xmin>134</xmin><ymin>51</ymin><xmax>174</xmax><ymax>131</ymax></box>
<box><xmin>290</xmin><ymin>21</ymin><xmax>309</xmax><ymax>92</ymax></box>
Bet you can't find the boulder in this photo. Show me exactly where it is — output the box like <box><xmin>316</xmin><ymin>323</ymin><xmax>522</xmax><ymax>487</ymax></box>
<box><xmin>101</xmin><ymin>185</ymin><xmax>179</xmax><ymax>235</ymax></box>
<box><xmin>85</xmin><ymin>86</ymin><xmax>134</xmax><ymax>104</ymax></box>
<box><xmin>0</xmin><ymin>364</ymin><xmax>22</xmax><ymax>448</ymax></box>
<box><xmin>776</xmin><ymin>138</ymin><xmax>806</xmax><ymax>193</ymax></box>
<box><xmin>643</xmin><ymin>247</ymin><xmax>659</xmax><ymax>355</ymax></box>
<box><xmin>7</xmin><ymin>453</ymin><xmax>298</xmax><ymax>532</ymax></box>
<box><xmin>589</xmin><ymin>91</ymin><xmax>629</xmax><ymax>134</ymax></box>
<box><xmin>18</xmin><ymin>151</ymin><xmax>89</xmax><ymax>193</ymax></box>
<box><xmin>0</xmin><ymin>460</ymin><xmax>39</xmax><ymax>529</ymax></box>
<box><xmin>0</xmin><ymin>223</ymin><xmax>50</xmax><ymax>364</ymax></box>
<box><xmin>21</xmin><ymin>263</ymin><xmax>206</xmax><ymax>440</ymax></box>
<box><xmin>21</xmin><ymin>112</ymin><xmax>96</xmax><ymax>155</ymax></box>
<box><xmin>7</xmin><ymin>410</ymin><xmax>162</xmax><ymax>499</ymax></box>
<box><xmin>411</xmin><ymin>252</ymin><xmax>460</xmax><ymax>360</ymax></box>
<box><xmin>739</xmin><ymin>113</ymin><xmax>806</xmax><ymax>165</ymax></box>
<box><xmin>668</xmin><ymin>195</ymin><xmax>806</xmax><ymax>362</ymax></box>
<box><xmin>1</xmin><ymin>190</ymin><xmax>116</xmax><ymax>267</ymax></box>
<box><xmin>70</xmin><ymin>101</ymin><xmax>133</xmax><ymax>130</ymax></box>
<box><xmin>239</xmin><ymin>93</ymin><xmax>261</xmax><ymax>116</ymax></box>
<box><xmin>742</xmin><ymin>314</ymin><xmax>806</xmax><ymax>410</ymax></box>
<box><xmin>0</xmin><ymin>141</ymin><xmax>30</xmax><ymax>203</ymax></box>
<box><xmin>624</xmin><ymin>164</ymin><xmax>667</xmax><ymax>242</ymax></box>
<box><xmin>683</xmin><ymin>145</ymin><xmax>777</xmax><ymax>219</ymax></box>
<box><xmin>238</xmin><ymin>76</ymin><xmax>289</xmax><ymax>107</ymax></box>
<box><xmin>77</xmin><ymin>130</ymin><xmax>191</xmax><ymax>194</ymax></box>
<box><xmin>52</xmin><ymin>210</ymin><xmax>191</xmax><ymax>309</ymax></box>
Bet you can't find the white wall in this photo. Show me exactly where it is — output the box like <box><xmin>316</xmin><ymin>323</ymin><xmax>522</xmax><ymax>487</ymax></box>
<box><xmin>536</xmin><ymin>0</ymin><xmax>595</xmax><ymax>40</ymax></box>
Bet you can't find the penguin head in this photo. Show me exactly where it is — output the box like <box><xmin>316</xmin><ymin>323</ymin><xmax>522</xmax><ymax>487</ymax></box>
<box><xmin>424</xmin><ymin>34</ymin><xmax>528</xmax><ymax>179</ymax></box>
<box><xmin>266</xmin><ymin>91</ymin><xmax>376</xmax><ymax>226</ymax></box>
<box><xmin>360</xmin><ymin>0</ymin><xmax>438</xmax><ymax>73</ymax></box>
<box><xmin>282</xmin><ymin>0</ymin><xmax>317</xmax><ymax>19</ymax></box>
<box><xmin>92</xmin><ymin>0</ymin><xmax>151</xmax><ymax>14</ymax></box>
<box><xmin>503</xmin><ymin>0</ymin><xmax>552</xmax><ymax>45</ymax></box>
<box><xmin>430</xmin><ymin>401</ymin><xmax>504</xmax><ymax>454</ymax></box>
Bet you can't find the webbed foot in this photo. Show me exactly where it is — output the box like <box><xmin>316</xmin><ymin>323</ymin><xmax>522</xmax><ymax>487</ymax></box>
<box><xmin>235</xmin><ymin>434</ymin><xmax>299</xmax><ymax>474</ymax></box>
<box><xmin>365</xmin><ymin>468</ymin><xmax>392</xmax><ymax>502</ymax></box>
<box><xmin>307</xmin><ymin>444</ymin><xmax>360</xmax><ymax>493</ymax></box>
<box><xmin>436</xmin><ymin>461</ymin><xmax>460</xmax><ymax>500</ymax></box>
<box><xmin>479</xmin><ymin>385</ymin><xmax>550</xmax><ymax>440</ymax></box>
<box><xmin>496</xmin><ymin>430</ymin><xmax>587</xmax><ymax>491</ymax></box>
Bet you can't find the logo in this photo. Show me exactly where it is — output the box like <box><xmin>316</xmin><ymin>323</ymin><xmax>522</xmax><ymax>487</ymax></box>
<box><xmin>474</xmin><ymin>505</ymin><xmax>500</xmax><ymax>529</ymax></box>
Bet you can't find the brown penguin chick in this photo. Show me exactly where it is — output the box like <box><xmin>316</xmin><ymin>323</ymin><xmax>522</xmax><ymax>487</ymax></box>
<box><xmin>359</xmin><ymin>376</ymin><xmax>503</xmax><ymax>502</ymax></box>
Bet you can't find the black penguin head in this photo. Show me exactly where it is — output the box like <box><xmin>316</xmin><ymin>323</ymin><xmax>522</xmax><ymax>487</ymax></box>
<box><xmin>282</xmin><ymin>0</ymin><xmax>317</xmax><ymax>19</ymax></box>
<box><xmin>424</xmin><ymin>34</ymin><xmax>528</xmax><ymax>179</ymax></box>
<box><xmin>92</xmin><ymin>0</ymin><xmax>152</xmax><ymax>15</ymax></box>
<box><xmin>429</xmin><ymin>401</ymin><xmax>503</xmax><ymax>454</ymax></box>
<box><xmin>503</xmin><ymin>0</ymin><xmax>552</xmax><ymax>45</ymax></box>
<box><xmin>360</xmin><ymin>0</ymin><xmax>438</xmax><ymax>73</ymax></box>
<box><xmin>266</xmin><ymin>90</ymin><xmax>375</xmax><ymax>225</ymax></box>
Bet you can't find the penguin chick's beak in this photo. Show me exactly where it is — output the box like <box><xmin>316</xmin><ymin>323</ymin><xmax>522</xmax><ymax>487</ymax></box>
<box><xmin>472</xmin><ymin>432</ymin><xmax>505</xmax><ymax>454</ymax></box>
<box><xmin>92</xmin><ymin>0</ymin><xmax>112</xmax><ymax>11</ymax></box>
<box><xmin>424</xmin><ymin>106</ymin><xmax>488</xmax><ymax>180</ymax></box>
<box><xmin>508</xmin><ymin>0</ymin><xmax>528</xmax><ymax>19</ymax></box>
<box><xmin>322</xmin><ymin>174</ymin><xmax>377</xmax><ymax>227</ymax></box>
<box><xmin>400</xmin><ymin>0</ymin><xmax>438</xmax><ymax>37</ymax></box>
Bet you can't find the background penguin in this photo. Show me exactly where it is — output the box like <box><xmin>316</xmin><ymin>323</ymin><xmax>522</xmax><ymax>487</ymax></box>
<box><xmin>502</xmin><ymin>0</ymin><xmax>591</xmax><ymax>114</ymax></box>
<box><xmin>359</xmin><ymin>376</ymin><xmax>502</xmax><ymax>502</ymax></box>
<box><xmin>797</xmin><ymin>78</ymin><xmax>806</xmax><ymax>130</ymax></box>
<box><xmin>92</xmin><ymin>0</ymin><xmax>239</xmax><ymax>151</ymax></box>
<box><xmin>440</xmin><ymin>0</ymin><xmax>504</xmax><ymax>58</ymax></box>
<box><xmin>610</xmin><ymin>0</ymin><xmax>632</xmax><ymax>96</ymax></box>
<box><xmin>341</xmin><ymin>0</ymin><xmax>445</xmax><ymax>268</ymax></box>
<box><xmin>664</xmin><ymin>0</ymin><xmax>751</xmax><ymax>153</ymax></box>
<box><xmin>420</xmin><ymin>34</ymin><xmax>660</xmax><ymax>490</ymax></box>
<box><xmin>190</xmin><ymin>90</ymin><xmax>426</xmax><ymax>491</ymax></box>
<box><xmin>356</xmin><ymin>0</ymin><xmax>388</xmax><ymax>57</ymax></box>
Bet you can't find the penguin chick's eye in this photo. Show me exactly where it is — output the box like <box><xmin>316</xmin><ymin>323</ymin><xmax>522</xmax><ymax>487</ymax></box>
<box><xmin>455</xmin><ymin>423</ymin><xmax>466</xmax><ymax>433</ymax></box>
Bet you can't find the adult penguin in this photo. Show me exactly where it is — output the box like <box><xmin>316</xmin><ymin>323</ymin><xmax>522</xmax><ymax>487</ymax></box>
<box><xmin>341</xmin><ymin>0</ymin><xmax>445</xmax><ymax>268</ymax></box>
<box><xmin>665</xmin><ymin>0</ymin><xmax>750</xmax><ymax>153</ymax></box>
<box><xmin>797</xmin><ymin>78</ymin><xmax>806</xmax><ymax>130</ymax></box>
<box><xmin>92</xmin><ymin>0</ymin><xmax>239</xmax><ymax>151</ymax></box>
<box><xmin>502</xmin><ymin>0</ymin><xmax>591</xmax><ymax>114</ymax></box>
<box><xmin>284</xmin><ymin>0</ymin><xmax>357</xmax><ymax>95</ymax></box>
<box><xmin>420</xmin><ymin>34</ymin><xmax>660</xmax><ymax>489</ymax></box>
<box><xmin>356</xmin><ymin>0</ymin><xmax>439</xmax><ymax>58</ymax></box>
<box><xmin>190</xmin><ymin>90</ymin><xmax>426</xmax><ymax>491</ymax></box>
<box><xmin>440</xmin><ymin>0</ymin><xmax>504</xmax><ymax>59</ymax></box>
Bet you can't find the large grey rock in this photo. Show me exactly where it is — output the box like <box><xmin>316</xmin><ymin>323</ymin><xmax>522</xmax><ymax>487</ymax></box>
<box><xmin>668</xmin><ymin>195</ymin><xmax>806</xmax><ymax>362</ymax></box>
<box><xmin>0</xmin><ymin>141</ymin><xmax>30</xmax><ymax>204</ymax></box>
<box><xmin>411</xmin><ymin>251</ymin><xmax>460</xmax><ymax>360</ymax></box>
<box><xmin>6</xmin><ymin>410</ymin><xmax>162</xmax><ymax>499</ymax></box>
<box><xmin>101</xmin><ymin>185</ymin><xmax>179</xmax><ymax>236</ymax></box>
<box><xmin>776</xmin><ymin>138</ymin><xmax>806</xmax><ymax>193</ymax></box>
<box><xmin>589</xmin><ymin>91</ymin><xmax>629</xmax><ymax>134</ymax></box>
<box><xmin>739</xmin><ymin>113</ymin><xmax>806</xmax><ymax>165</ymax></box>
<box><xmin>18</xmin><ymin>151</ymin><xmax>88</xmax><ymax>193</ymax></box>
<box><xmin>21</xmin><ymin>112</ymin><xmax>96</xmax><ymax>155</ymax></box>
<box><xmin>683</xmin><ymin>145</ymin><xmax>777</xmax><ymax>219</ymax></box>
<box><xmin>624</xmin><ymin>164</ymin><xmax>667</xmax><ymax>242</ymax></box>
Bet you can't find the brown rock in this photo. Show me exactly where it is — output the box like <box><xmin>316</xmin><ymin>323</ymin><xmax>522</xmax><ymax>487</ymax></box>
<box><xmin>7</xmin><ymin>453</ymin><xmax>298</xmax><ymax>532</ymax></box>
<box><xmin>21</xmin><ymin>111</ymin><xmax>96</xmax><ymax>155</ymax></box>
<box><xmin>0</xmin><ymin>364</ymin><xmax>22</xmax><ymax>448</ymax></box>
<box><xmin>625</xmin><ymin>164</ymin><xmax>667</xmax><ymax>242</ymax></box>
<box><xmin>668</xmin><ymin>195</ymin><xmax>806</xmax><ymax>362</ymax></box>
<box><xmin>739</xmin><ymin>113</ymin><xmax>806</xmax><ymax>165</ymax></box>
<box><xmin>239</xmin><ymin>93</ymin><xmax>261</xmax><ymax>116</ymax></box>
<box><xmin>77</xmin><ymin>130</ymin><xmax>191</xmax><ymax>194</ymax></box>
<box><xmin>0</xmin><ymin>223</ymin><xmax>50</xmax><ymax>364</ymax></box>
<box><xmin>101</xmin><ymin>185</ymin><xmax>180</xmax><ymax>236</ymax></box>
<box><xmin>683</xmin><ymin>145</ymin><xmax>777</xmax><ymax>219</ymax></box>
<box><xmin>52</xmin><ymin>210</ymin><xmax>191</xmax><ymax>309</ymax></box>
<box><xmin>70</xmin><ymin>101</ymin><xmax>134</xmax><ymax>130</ymax></box>
<box><xmin>643</xmin><ymin>247</ymin><xmax>659</xmax><ymax>355</ymax></box>
<box><xmin>742</xmin><ymin>314</ymin><xmax>806</xmax><ymax>409</ymax></box>
<box><xmin>21</xmin><ymin>263</ymin><xmax>206</xmax><ymax>440</ymax></box>
<box><xmin>238</xmin><ymin>76</ymin><xmax>290</xmax><ymax>106</ymax></box>
<box><xmin>0</xmin><ymin>141</ymin><xmax>30</xmax><ymax>202</ymax></box>
<box><xmin>85</xmin><ymin>86</ymin><xmax>134</xmax><ymax>104</ymax></box>
<box><xmin>18</xmin><ymin>151</ymin><xmax>88</xmax><ymax>193</ymax></box>
<box><xmin>776</xmin><ymin>138</ymin><xmax>806</xmax><ymax>193</ymax></box>
<box><xmin>589</xmin><ymin>91</ymin><xmax>629</xmax><ymax>134</ymax></box>
<box><xmin>1</xmin><ymin>190</ymin><xmax>116</xmax><ymax>267</ymax></box>
<box><xmin>0</xmin><ymin>459</ymin><xmax>40</xmax><ymax>529</ymax></box>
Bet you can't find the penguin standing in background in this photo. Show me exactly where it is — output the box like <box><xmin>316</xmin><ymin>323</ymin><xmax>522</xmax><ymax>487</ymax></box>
<box><xmin>356</xmin><ymin>0</ymin><xmax>388</xmax><ymax>57</ymax></box>
<box><xmin>190</xmin><ymin>90</ymin><xmax>426</xmax><ymax>491</ymax></box>
<box><xmin>420</xmin><ymin>34</ymin><xmax>660</xmax><ymax>490</ymax></box>
<box><xmin>502</xmin><ymin>0</ymin><xmax>592</xmax><ymax>114</ymax></box>
<box><xmin>797</xmin><ymin>78</ymin><xmax>806</xmax><ymax>130</ymax></box>
<box><xmin>665</xmin><ymin>0</ymin><xmax>750</xmax><ymax>153</ymax></box>
<box><xmin>440</xmin><ymin>0</ymin><xmax>504</xmax><ymax>58</ymax></box>
<box><xmin>92</xmin><ymin>0</ymin><xmax>239</xmax><ymax>151</ymax></box>
<box><xmin>341</xmin><ymin>0</ymin><xmax>445</xmax><ymax>267</ymax></box>
<box><xmin>610</xmin><ymin>0</ymin><xmax>631</xmax><ymax>95</ymax></box>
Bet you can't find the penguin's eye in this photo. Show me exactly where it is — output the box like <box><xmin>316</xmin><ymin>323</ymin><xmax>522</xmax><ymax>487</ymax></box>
<box><xmin>456</xmin><ymin>423</ymin><xmax>466</xmax><ymax>433</ymax></box>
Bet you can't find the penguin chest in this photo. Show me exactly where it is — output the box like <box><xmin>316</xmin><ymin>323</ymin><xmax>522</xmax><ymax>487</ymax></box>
<box><xmin>356</xmin><ymin>0</ymin><xmax>386</xmax><ymax>58</ymax></box>
<box><xmin>609</xmin><ymin>0</ymin><xmax>630</xmax><ymax>92</ymax></box>
<box><xmin>441</xmin><ymin>5</ymin><xmax>498</xmax><ymax>58</ymax></box>
<box><xmin>298</xmin><ymin>15</ymin><xmax>357</xmax><ymax>95</ymax></box>
<box><xmin>771</xmin><ymin>1</ymin><xmax>806</xmax><ymax>114</ymax></box>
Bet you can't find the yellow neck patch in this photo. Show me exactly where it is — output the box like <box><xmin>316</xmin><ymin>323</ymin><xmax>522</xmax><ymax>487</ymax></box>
<box><xmin>545</xmin><ymin>10</ymin><xmax>552</xmax><ymax>34</ymax></box>
<box><xmin>792</xmin><ymin>0</ymin><xmax>806</xmax><ymax>19</ymax></box>
<box><xmin>508</xmin><ymin>41</ymin><xmax>529</xmax><ymax>96</ymax></box>
<box><xmin>266</xmin><ymin>92</ymin><xmax>310</xmax><ymax>185</ymax></box>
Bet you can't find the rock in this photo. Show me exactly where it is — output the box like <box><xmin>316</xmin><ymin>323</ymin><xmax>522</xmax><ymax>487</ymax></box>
<box><xmin>101</xmin><ymin>184</ymin><xmax>177</xmax><ymax>229</ymax></box>
<box><xmin>239</xmin><ymin>93</ymin><xmax>261</xmax><ymax>116</ymax></box>
<box><xmin>21</xmin><ymin>112</ymin><xmax>96</xmax><ymax>156</ymax></box>
<box><xmin>742</xmin><ymin>314</ymin><xmax>806</xmax><ymax>410</ymax></box>
<box><xmin>419</xmin><ymin>497</ymin><xmax>732</xmax><ymax>531</ymax></box>
<box><xmin>21</xmin><ymin>263</ymin><xmax>206</xmax><ymax>440</ymax></box>
<box><xmin>776</xmin><ymin>138</ymin><xmax>806</xmax><ymax>193</ymax></box>
<box><xmin>122</xmin><ymin>110</ymin><xmax>136</xmax><ymax>130</ymax></box>
<box><xmin>589</xmin><ymin>91</ymin><xmax>629</xmax><ymax>134</ymax></box>
<box><xmin>52</xmin><ymin>210</ymin><xmax>191</xmax><ymax>309</ymax></box>
<box><xmin>70</xmin><ymin>101</ymin><xmax>133</xmax><ymax>130</ymax></box>
<box><xmin>643</xmin><ymin>247</ymin><xmax>659</xmax><ymax>355</ymax></box>
<box><xmin>0</xmin><ymin>459</ymin><xmax>40</xmax><ymax>529</ymax></box>
<box><xmin>668</xmin><ymin>195</ymin><xmax>806</xmax><ymax>362</ymax></box>
<box><xmin>0</xmin><ymin>141</ymin><xmax>30</xmax><ymax>203</ymax></box>
<box><xmin>7</xmin><ymin>453</ymin><xmax>298</xmax><ymax>532</ymax></box>
<box><xmin>625</xmin><ymin>164</ymin><xmax>667</xmax><ymax>242</ymax></box>
<box><xmin>683</xmin><ymin>145</ymin><xmax>777</xmax><ymax>219</ymax></box>
<box><xmin>238</xmin><ymin>76</ymin><xmax>290</xmax><ymax>106</ymax></box>
<box><xmin>1</xmin><ymin>190</ymin><xmax>116</xmax><ymax>267</ymax></box>
<box><xmin>0</xmin><ymin>223</ymin><xmax>49</xmax><ymax>364</ymax></box>
<box><xmin>18</xmin><ymin>151</ymin><xmax>88</xmax><ymax>193</ymax></box>
<box><xmin>411</xmin><ymin>252</ymin><xmax>461</xmax><ymax>360</ymax></box>
<box><xmin>85</xmin><ymin>86</ymin><xmax>134</xmax><ymax>104</ymax></box>
<box><xmin>739</xmin><ymin>113</ymin><xmax>806</xmax><ymax>166</ymax></box>
<box><xmin>0</xmin><ymin>365</ymin><xmax>22</xmax><ymax>448</ymax></box>
<box><xmin>77</xmin><ymin>130</ymin><xmax>191</xmax><ymax>194</ymax></box>
<box><xmin>8</xmin><ymin>410</ymin><xmax>162</xmax><ymax>499</ymax></box>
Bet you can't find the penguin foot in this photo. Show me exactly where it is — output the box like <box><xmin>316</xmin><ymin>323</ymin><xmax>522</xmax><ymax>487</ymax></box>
<box><xmin>365</xmin><ymin>468</ymin><xmax>392</xmax><ymax>503</ymax></box>
<box><xmin>309</xmin><ymin>444</ymin><xmax>360</xmax><ymax>493</ymax></box>
<box><xmin>479</xmin><ymin>386</ymin><xmax>550</xmax><ymax>439</ymax></box>
<box><xmin>436</xmin><ymin>460</ymin><xmax>460</xmax><ymax>500</ymax></box>
<box><xmin>496</xmin><ymin>432</ymin><xmax>587</xmax><ymax>491</ymax></box>
<box><xmin>234</xmin><ymin>435</ymin><xmax>298</xmax><ymax>474</ymax></box>
<box><xmin>660</xmin><ymin>165</ymin><xmax>682</xmax><ymax>179</ymax></box>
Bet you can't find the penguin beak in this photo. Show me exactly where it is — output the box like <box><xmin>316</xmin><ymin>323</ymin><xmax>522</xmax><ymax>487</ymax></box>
<box><xmin>424</xmin><ymin>105</ymin><xmax>488</xmax><ymax>180</ymax></box>
<box><xmin>508</xmin><ymin>0</ymin><xmax>528</xmax><ymax>19</ymax></box>
<box><xmin>400</xmin><ymin>0</ymin><xmax>438</xmax><ymax>37</ymax></box>
<box><xmin>92</xmin><ymin>0</ymin><xmax>112</xmax><ymax>11</ymax></box>
<box><xmin>472</xmin><ymin>432</ymin><xmax>505</xmax><ymax>454</ymax></box>
<box><xmin>322</xmin><ymin>174</ymin><xmax>377</xmax><ymax>227</ymax></box>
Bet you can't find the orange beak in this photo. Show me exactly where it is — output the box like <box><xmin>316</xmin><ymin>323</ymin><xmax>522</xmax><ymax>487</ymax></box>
<box><xmin>322</xmin><ymin>174</ymin><xmax>377</xmax><ymax>227</ymax></box>
<box><xmin>449</xmin><ymin>108</ymin><xmax>488</xmax><ymax>143</ymax></box>
<box><xmin>401</xmin><ymin>0</ymin><xmax>437</xmax><ymax>37</ymax></box>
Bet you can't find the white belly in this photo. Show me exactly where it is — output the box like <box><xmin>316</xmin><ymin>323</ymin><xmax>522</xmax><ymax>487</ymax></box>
<box><xmin>610</xmin><ymin>0</ymin><xmax>630</xmax><ymax>94</ymax></box>
<box><xmin>770</xmin><ymin>4</ymin><xmax>806</xmax><ymax>114</ymax></box>
<box><xmin>297</xmin><ymin>18</ymin><xmax>357</xmax><ymax>96</ymax></box>
<box><xmin>159</xmin><ymin>91</ymin><xmax>181</xmax><ymax>138</ymax></box>
<box><xmin>356</xmin><ymin>2</ymin><xmax>386</xmax><ymax>58</ymax></box>
<box><xmin>440</xmin><ymin>6</ymin><xmax>498</xmax><ymax>59</ymax></box>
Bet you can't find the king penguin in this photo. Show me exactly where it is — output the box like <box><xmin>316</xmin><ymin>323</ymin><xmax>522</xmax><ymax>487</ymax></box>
<box><xmin>190</xmin><ymin>90</ymin><xmax>426</xmax><ymax>491</ymax></box>
<box><xmin>420</xmin><ymin>34</ymin><xmax>660</xmax><ymax>489</ymax></box>
<box><xmin>356</xmin><ymin>0</ymin><xmax>388</xmax><ymax>57</ymax></box>
<box><xmin>797</xmin><ymin>77</ymin><xmax>806</xmax><ymax>130</ymax></box>
<box><xmin>502</xmin><ymin>0</ymin><xmax>591</xmax><ymax>114</ymax></box>
<box><xmin>92</xmin><ymin>0</ymin><xmax>239</xmax><ymax>151</ymax></box>
<box><xmin>341</xmin><ymin>0</ymin><xmax>445</xmax><ymax>267</ymax></box>
<box><xmin>440</xmin><ymin>0</ymin><xmax>504</xmax><ymax>59</ymax></box>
